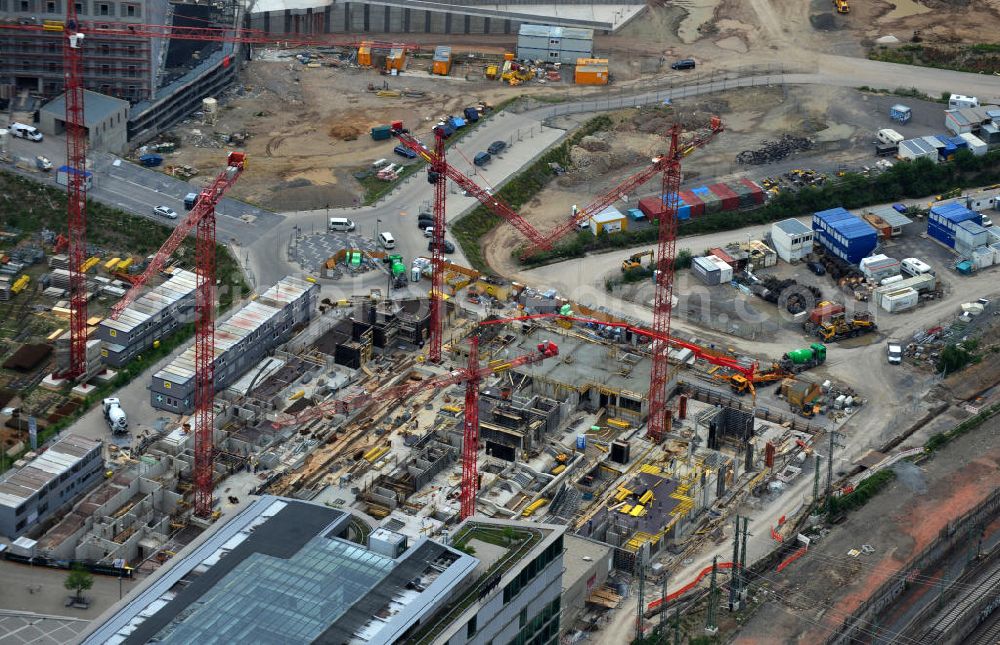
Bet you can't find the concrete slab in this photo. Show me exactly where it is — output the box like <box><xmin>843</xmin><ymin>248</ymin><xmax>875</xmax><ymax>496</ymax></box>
<box><xmin>70</xmin><ymin>383</ymin><xmax>98</xmax><ymax>399</ymax></box>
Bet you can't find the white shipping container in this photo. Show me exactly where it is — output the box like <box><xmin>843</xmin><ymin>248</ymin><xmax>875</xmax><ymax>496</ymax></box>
<box><xmin>879</xmin><ymin>287</ymin><xmax>918</xmax><ymax>313</ymax></box>
<box><xmin>959</xmin><ymin>132</ymin><xmax>988</xmax><ymax>156</ymax></box>
<box><xmin>707</xmin><ymin>255</ymin><xmax>733</xmax><ymax>283</ymax></box>
<box><xmin>973</xmin><ymin>246</ymin><xmax>994</xmax><ymax>270</ymax></box>
<box><xmin>989</xmin><ymin>242</ymin><xmax>1000</xmax><ymax>263</ymax></box>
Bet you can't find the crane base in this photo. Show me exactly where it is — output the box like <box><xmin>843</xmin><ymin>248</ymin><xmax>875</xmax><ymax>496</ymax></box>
<box><xmin>71</xmin><ymin>382</ymin><xmax>98</xmax><ymax>399</ymax></box>
<box><xmin>92</xmin><ymin>369</ymin><xmax>117</xmax><ymax>384</ymax></box>
<box><xmin>41</xmin><ymin>374</ymin><xmax>69</xmax><ymax>392</ymax></box>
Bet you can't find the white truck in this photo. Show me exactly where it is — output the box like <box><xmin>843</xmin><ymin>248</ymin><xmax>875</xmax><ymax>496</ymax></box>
<box><xmin>886</xmin><ymin>342</ymin><xmax>902</xmax><ymax>365</ymax></box>
<box><xmin>102</xmin><ymin>398</ymin><xmax>128</xmax><ymax>434</ymax></box>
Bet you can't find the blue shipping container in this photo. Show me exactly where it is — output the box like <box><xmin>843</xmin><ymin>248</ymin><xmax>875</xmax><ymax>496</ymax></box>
<box><xmin>813</xmin><ymin>207</ymin><xmax>877</xmax><ymax>263</ymax></box>
<box><xmin>927</xmin><ymin>220</ymin><xmax>955</xmax><ymax>248</ymax></box>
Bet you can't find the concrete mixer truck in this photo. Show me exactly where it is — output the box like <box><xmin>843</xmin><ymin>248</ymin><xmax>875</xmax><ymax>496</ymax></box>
<box><xmin>102</xmin><ymin>398</ymin><xmax>128</xmax><ymax>434</ymax></box>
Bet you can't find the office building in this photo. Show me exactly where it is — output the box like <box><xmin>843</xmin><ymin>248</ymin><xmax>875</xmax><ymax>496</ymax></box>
<box><xmin>0</xmin><ymin>433</ymin><xmax>103</xmax><ymax>539</ymax></box>
<box><xmin>150</xmin><ymin>276</ymin><xmax>318</xmax><ymax>414</ymax></box>
<box><xmin>96</xmin><ymin>268</ymin><xmax>197</xmax><ymax>367</ymax></box>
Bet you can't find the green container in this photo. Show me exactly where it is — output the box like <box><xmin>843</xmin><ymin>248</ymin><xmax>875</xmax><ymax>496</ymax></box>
<box><xmin>392</xmin><ymin>261</ymin><xmax>406</xmax><ymax>276</ymax></box>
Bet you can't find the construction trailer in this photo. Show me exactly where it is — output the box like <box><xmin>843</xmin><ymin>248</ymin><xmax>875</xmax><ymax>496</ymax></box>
<box><xmin>574</xmin><ymin>58</ymin><xmax>608</xmax><ymax>85</ymax></box>
<box><xmin>516</xmin><ymin>24</ymin><xmax>593</xmax><ymax>64</ymax></box>
<box><xmin>150</xmin><ymin>276</ymin><xmax>318</xmax><ymax>414</ymax></box>
<box><xmin>432</xmin><ymin>45</ymin><xmax>452</xmax><ymax>75</ymax></box>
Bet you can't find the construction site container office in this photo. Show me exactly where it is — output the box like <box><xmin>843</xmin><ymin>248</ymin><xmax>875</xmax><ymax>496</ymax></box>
<box><xmin>0</xmin><ymin>434</ymin><xmax>103</xmax><ymax>540</ymax></box>
<box><xmin>770</xmin><ymin>218</ymin><xmax>814</xmax><ymax>263</ymax></box>
<box><xmin>149</xmin><ymin>276</ymin><xmax>318</xmax><ymax>414</ymax></box>
<box><xmin>897</xmin><ymin>138</ymin><xmax>938</xmax><ymax>162</ymax></box>
<box><xmin>517</xmin><ymin>24</ymin><xmax>594</xmax><ymax>64</ymax></box>
<box><xmin>574</xmin><ymin>58</ymin><xmax>609</xmax><ymax>85</ymax></box>
<box><xmin>432</xmin><ymin>46</ymin><xmax>453</xmax><ymax>75</ymax></box>
<box><xmin>590</xmin><ymin>207</ymin><xmax>628</xmax><ymax>236</ymax></box>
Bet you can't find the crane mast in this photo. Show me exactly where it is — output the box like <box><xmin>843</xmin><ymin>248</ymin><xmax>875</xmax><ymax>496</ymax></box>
<box><xmin>460</xmin><ymin>336</ymin><xmax>481</xmax><ymax>519</ymax></box>
<box><xmin>60</xmin><ymin>8</ymin><xmax>88</xmax><ymax>379</ymax></box>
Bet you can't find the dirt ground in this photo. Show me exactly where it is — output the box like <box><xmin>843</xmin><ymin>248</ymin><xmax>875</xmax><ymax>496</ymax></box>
<box><xmin>156</xmin><ymin>58</ymin><xmax>545</xmax><ymax>211</ymax></box>
<box><xmin>734</xmin><ymin>413</ymin><xmax>1000</xmax><ymax>642</ymax></box>
<box><xmin>482</xmin><ymin>83</ymin><xmax>892</xmax><ymax>277</ymax></box>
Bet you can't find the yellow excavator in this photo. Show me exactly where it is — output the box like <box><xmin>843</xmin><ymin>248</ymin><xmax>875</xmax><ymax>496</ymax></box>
<box><xmin>621</xmin><ymin>250</ymin><xmax>654</xmax><ymax>272</ymax></box>
<box><xmin>833</xmin><ymin>0</ymin><xmax>850</xmax><ymax>13</ymax></box>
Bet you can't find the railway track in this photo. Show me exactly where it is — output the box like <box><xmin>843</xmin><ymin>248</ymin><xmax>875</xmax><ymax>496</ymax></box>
<box><xmin>968</xmin><ymin>608</ymin><xmax>1000</xmax><ymax>645</ymax></box>
<box><xmin>918</xmin><ymin>560</ymin><xmax>1000</xmax><ymax>643</ymax></box>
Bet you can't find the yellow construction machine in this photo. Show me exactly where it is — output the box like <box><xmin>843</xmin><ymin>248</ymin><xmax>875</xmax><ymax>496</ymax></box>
<box><xmin>621</xmin><ymin>250</ymin><xmax>653</xmax><ymax>272</ymax></box>
<box><xmin>723</xmin><ymin>365</ymin><xmax>790</xmax><ymax>396</ymax></box>
<box><xmin>833</xmin><ymin>0</ymin><xmax>850</xmax><ymax>14</ymax></box>
<box><xmin>815</xmin><ymin>312</ymin><xmax>876</xmax><ymax>342</ymax></box>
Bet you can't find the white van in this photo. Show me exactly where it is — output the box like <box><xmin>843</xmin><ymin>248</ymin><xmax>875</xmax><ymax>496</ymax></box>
<box><xmin>876</xmin><ymin>128</ymin><xmax>904</xmax><ymax>146</ymax></box>
<box><xmin>9</xmin><ymin>122</ymin><xmax>42</xmax><ymax>141</ymax></box>
<box><xmin>949</xmin><ymin>94</ymin><xmax>979</xmax><ymax>109</ymax></box>
<box><xmin>901</xmin><ymin>257</ymin><xmax>933</xmax><ymax>277</ymax></box>
<box><xmin>328</xmin><ymin>217</ymin><xmax>356</xmax><ymax>232</ymax></box>
<box><xmin>378</xmin><ymin>231</ymin><xmax>396</xmax><ymax>249</ymax></box>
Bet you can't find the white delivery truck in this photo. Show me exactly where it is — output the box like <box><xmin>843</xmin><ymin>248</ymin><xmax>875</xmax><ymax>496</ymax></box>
<box><xmin>876</xmin><ymin>129</ymin><xmax>904</xmax><ymax>147</ymax></box>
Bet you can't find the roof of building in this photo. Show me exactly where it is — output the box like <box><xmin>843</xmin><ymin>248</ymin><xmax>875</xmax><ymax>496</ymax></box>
<box><xmin>82</xmin><ymin>497</ymin><xmax>479</xmax><ymax>645</ymax></box>
<box><xmin>41</xmin><ymin>89</ymin><xmax>129</xmax><ymax>127</ymax></box>
<box><xmin>866</xmin><ymin>205</ymin><xmax>913</xmax><ymax>229</ymax></box>
<box><xmin>773</xmin><ymin>218</ymin><xmax>811</xmax><ymax>236</ymax></box>
<box><xmin>945</xmin><ymin>105</ymin><xmax>999</xmax><ymax>126</ymax></box>
<box><xmin>99</xmin><ymin>269</ymin><xmax>197</xmax><ymax>335</ymax></box>
<box><xmin>814</xmin><ymin>208</ymin><xmax>877</xmax><ymax>240</ymax></box>
<box><xmin>594</xmin><ymin>206</ymin><xmax>625</xmax><ymax>223</ymax></box>
<box><xmin>0</xmin><ymin>434</ymin><xmax>101</xmax><ymax>510</ymax></box>
<box><xmin>518</xmin><ymin>24</ymin><xmax>594</xmax><ymax>40</ymax></box>
<box><xmin>433</xmin><ymin>45</ymin><xmax>451</xmax><ymax>61</ymax></box>
<box><xmin>900</xmin><ymin>138</ymin><xmax>937</xmax><ymax>155</ymax></box>
<box><xmin>154</xmin><ymin>276</ymin><xmax>314</xmax><ymax>386</ymax></box>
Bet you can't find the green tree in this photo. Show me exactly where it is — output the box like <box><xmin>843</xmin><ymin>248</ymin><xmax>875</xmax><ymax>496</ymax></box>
<box><xmin>64</xmin><ymin>563</ymin><xmax>93</xmax><ymax>603</ymax></box>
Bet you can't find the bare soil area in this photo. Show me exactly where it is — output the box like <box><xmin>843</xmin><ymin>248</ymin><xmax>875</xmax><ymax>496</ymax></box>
<box><xmin>481</xmin><ymin>84</ymin><xmax>884</xmax><ymax>277</ymax></box>
<box><xmin>156</xmin><ymin>59</ymin><xmax>536</xmax><ymax>211</ymax></box>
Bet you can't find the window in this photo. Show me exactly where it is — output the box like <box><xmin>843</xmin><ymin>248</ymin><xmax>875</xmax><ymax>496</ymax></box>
<box><xmin>466</xmin><ymin>616</ymin><xmax>477</xmax><ymax>638</ymax></box>
<box><xmin>20</xmin><ymin>0</ymin><xmax>29</xmax><ymax>10</ymax></box>
<box><xmin>74</xmin><ymin>1</ymin><xmax>81</xmax><ymax>12</ymax></box>
<box><xmin>127</xmin><ymin>65</ymin><xmax>136</xmax><ymax>76</ymax></box>
<box><xmin>97</xmin><ymin>1</ymin><xmax>108</xmax><ymax>14</ymax></box>
<box><xmin>101</xmin><ymin>43</ymin><xmax>110</xmax><ymax>55</ymax></box>
<box><xmin>15</xmin><ymin>519</ymin><xmax>26</xmax><ymax>531</ymax></box>
<box><xmin>124</xmin><ymin>3</ymin><xmax>135</xmax><ymax>15</ymax></box>
<box><xmin>101</xmin><ymin>64</ymin><xmax>110</xmax><ymax>75</ymax></box>
<box><xmin>127</xmin><ymin>45</ymin><xmax>136</xmax><ymax>55</ymax></box>
<box><xmin>519</xmin><ymin>607</ymin><xmax>527</xmax><ymax>628</ymax></box>
<box><xmin>46</xmin><ymin>0</ymin><xmax>54</xmax><ymax>11</ymax></box>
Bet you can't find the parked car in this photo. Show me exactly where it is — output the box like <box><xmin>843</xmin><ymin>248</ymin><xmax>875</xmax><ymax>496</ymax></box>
<box><xmin>153</xmin><ymin>205</ymin><xmax>178</xmax><ymax>219</ymax></box>
<box><xmin>417</xmin><ymin>217</ymin><xmax>434</xmax><ymax>230</ymax></box>
<box><xmin>487</xmin><ymin>141</ymin><xmax>507</xmax><ymax>155</ymax></box>
<box><xmin>393</xmin><ymin>144</ymin><xmax>417</xmax><ymax>159</ymax></box>
<box><xmin>423</xmin><ymin>227</ymin><xmax>435</xmax><ymax>238</ymax></box>
<box><xmin>806</xmin><ymin>261</ymin><xmax>826</xmax><ymax>276</ymax></box>
<box><xmin>474</xmin><ymin>152</ymin><xmax>491</xmax><ymax>167</ymax></box>
<box><xmin>428</xmin><ymin>239</ymin><xmax>455</xmax><ymax>253</ymax></box>
<box><xmin>139</xmin><ymin>153</ymin><xmax>163</xmax><ymax>167</ymax></box>
<box><xmin>670</xmin><ymin>58</ymin><xmax>696</xmax><ymax>70</ymax></box>
<box><xmin>35</xmin><ymin>156</ymin><xmax>52</xmax><ymax>171</ymax></box>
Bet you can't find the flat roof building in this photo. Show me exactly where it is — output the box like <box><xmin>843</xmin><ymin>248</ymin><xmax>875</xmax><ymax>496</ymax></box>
<box><xmin>150</xmin><ymin>276</ymin><xmax>318</xmax><ymax>414</ymax></box>
<box><xmin>81</xmin><ymin>499</ymin><xmax>567</xmax><ymax>645</ymax></box>
<box><xmin>96</xmin><ymin>268</ymin><xmax>197</xmax><ymax>367</ymax></box>
<box><xmin>39</xmin><ymin>90</ymin><xmax>131</xmax><ymax>154</ymax></box>
<box><xmin>0</xmin><ymin>434</ymin><xmax>103</xmax><ymax>539</ymax></box>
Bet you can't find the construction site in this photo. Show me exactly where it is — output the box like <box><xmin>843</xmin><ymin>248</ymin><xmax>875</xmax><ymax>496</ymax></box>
<box><xmin>1</xmin><ymin>0</ymin><xmax>1000</xmax><ymax>640</ymax></box>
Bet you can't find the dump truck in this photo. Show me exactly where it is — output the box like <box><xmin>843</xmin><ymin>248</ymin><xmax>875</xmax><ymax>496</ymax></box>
<box><xmin>779</xmin><ymin>343</ymin><xmax>827</xmax><ymax>373</ymax></box>
<box><xmin>621</xmin><ymin>250</ymin><xmax>653</xmax><ymax>272</ymax></box>
<box><xmin>815</xmin><ymin>313</ymin><xmax>876</xmax><ymax>342</ymax></box>
<box><xmin>102</xmin><ymin>398</ymin><xmax>128</xmax><ymax>434</ymax></box>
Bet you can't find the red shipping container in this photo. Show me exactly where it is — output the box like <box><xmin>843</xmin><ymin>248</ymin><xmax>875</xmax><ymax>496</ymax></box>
<box><xmin>709</xmin><ymin>183</ymin><xmax>740</xmax><ymax>211</ymax></box>
<box><xmin>679</xmin><ymin>190</ymin><xmax>704</xmax><ymax>217</ymax></box>
<box><xmin>739</xmin><ymin>177</ymin><xmax>765</xmax><ymax>204</ymax></box>
<box><xmin>638</xmin><ymin>196</ymin><xmax>666</xmax><ymax>220</ymax></box>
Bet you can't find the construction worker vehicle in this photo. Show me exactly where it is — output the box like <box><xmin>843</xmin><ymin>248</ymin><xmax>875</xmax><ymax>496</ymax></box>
<box><xmin>621</xmin><ymin>250</ymin><xmax>653</xmax><ymax>272</ymax></box>
<box><xmin>726</xmin><ymin>367</ymin><xmax>790</xmax><ymax>396</ymax></box>
<box><xmin>779</xmin><ymin>343</ymin><xmax>827</xmax><ymax>373</ymax></box>
<box><xmin>815</xmin><ymin>313</ymin><xmax>876</xmax><ymax>342</ymax></box>
<box><xmin>833</xmin><ymin>0</ymin><xmax>849</xmax><ymax>13</ymax></box>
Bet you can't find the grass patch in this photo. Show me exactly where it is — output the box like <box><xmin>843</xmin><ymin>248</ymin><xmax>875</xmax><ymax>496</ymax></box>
<box><xmin>868</xmin><ymin>43</ymin><xmax>1000</xmax><ymax>75</ymax></box>
<box><xmin>358</xmin><ymin>162</ymin><xmax>422</xmax><ymax>205</ymax></box>
<box><xmin>828</xmin><ymin>469</ymin><xmax>896</xmax><ymax>515</ymax></box>
<box><xmin>924</xmin><ymin>401</ymin><xmax>1000</xmax><ymax>453</ymax></box>
<box><xmin>452</xmin><ymin>114</ymin><xmax>614</xmax><ymax>272</ymax></box>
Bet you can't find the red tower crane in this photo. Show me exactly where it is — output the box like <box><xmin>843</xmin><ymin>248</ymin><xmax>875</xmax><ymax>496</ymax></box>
<box><xmin>390</xmin><ymin>125</ymin><xmax>550</xmax><ymax>361</ymax></box>
<box><xmin>648</xmin><ymin>119</ymin><xmax>723</xmax><ymax>443</ymax></box>
<box><xmin>272</xmin><ymin>337</ymin><xmax>558</xmax><ymax>518</ymax></box>
<box><xmin>110</xmin><ymin>152</ymin><xmax>247</xmax><ymax>517</ymax></box>
<box><xmin>427</xmin><ymin>130</ymin><xmax>448</xmax><ymax>363</ymax></box>
<box><xmin>460</xmin><ymin>335</ymin><xmax>481</xmax><ymax>519</ymax></box>
<box><xmin>58</xmin><ymin>8</ymin><xmax>89</xmax><ymax>379</ymax></box>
